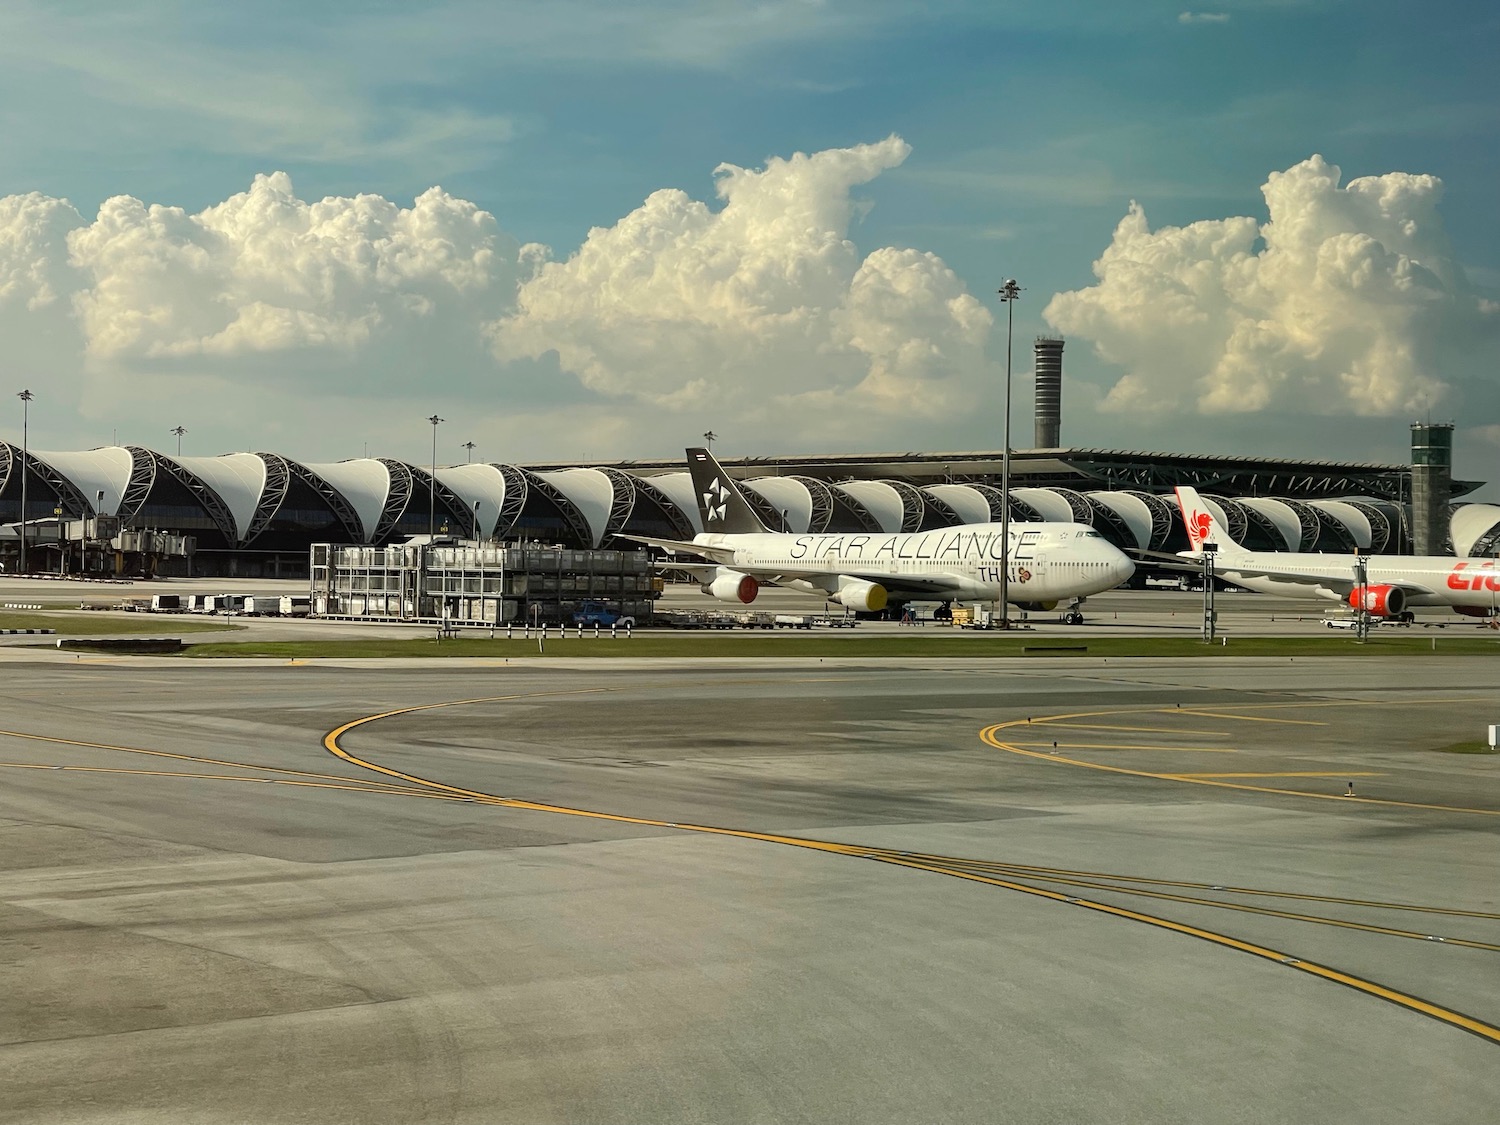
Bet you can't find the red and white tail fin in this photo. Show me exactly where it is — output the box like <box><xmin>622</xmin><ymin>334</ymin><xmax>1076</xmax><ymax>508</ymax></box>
<box><xmin>1174</xmin><ymin>487</ymin><xmax>1243</xmax><ymax>557</ymax></box>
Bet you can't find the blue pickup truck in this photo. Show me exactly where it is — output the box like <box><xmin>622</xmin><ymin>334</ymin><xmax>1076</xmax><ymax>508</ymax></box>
<box><xmin>572</xmin><ymin>600</ymin><xmax>636</xmax><ymax>628</ymax></box>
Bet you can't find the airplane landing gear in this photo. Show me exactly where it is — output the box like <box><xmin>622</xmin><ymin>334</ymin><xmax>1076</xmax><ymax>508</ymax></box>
<box><xmin>1063</xmin><ymin>597</ymin><xmax>1087</xmax><ymax>626</ymax></box>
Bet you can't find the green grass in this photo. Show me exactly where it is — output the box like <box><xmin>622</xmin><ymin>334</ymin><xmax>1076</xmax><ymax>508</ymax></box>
<box><xmin>1433</xmin><ymin>740</ymin><xmax>1500</xmax><ymax>755</ymax></box>
<box><xmin>0</xmin><ymin>611</ymin><xmax>244</xmax><ymax>636</ymax></box>
<box><xmin>181</xmin><ymin>632</ymin><xmax>1500</xmax><ymax>659</ymax></box>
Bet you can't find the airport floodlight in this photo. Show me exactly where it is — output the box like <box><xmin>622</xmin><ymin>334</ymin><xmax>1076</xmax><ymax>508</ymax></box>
<box><xmin>428</xmin><ymin>415</ymin><xmax>445</xmax><ymax>537</ymax></box>
<box><xmin>995</xmin><ymin>281</ymin><xmax>1023</xmax><ymax>628</ymax></box>
<box><xmin>703</xmin><ymin>430</ymin><xmax>717</xmax><ymax>451</ymax></box>
<box><xmin>17</xmin><ymin>389</ymin><xmax>33</xmax><ymax>573</ymax></box>
<box><xmin>462</xmin><ymin>440</ymin><xmax>476</xmax><ymax>463</ymax></box>
<box><xmin>171</xmin><ymin>425</ymin><xmax>187</xmax><ymax>456</ymax></box>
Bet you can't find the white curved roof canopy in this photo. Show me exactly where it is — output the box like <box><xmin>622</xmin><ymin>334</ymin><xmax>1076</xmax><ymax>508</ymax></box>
<box><xmin>744</xmin><ymin>478</ymin><xmax>812</xmax><ymax>533</ymax></box>
<box><xmin>1238</xmin><ymin>498</ymin><xmax>1301</xmax><ymax>551</ymax></box>
<box><xmin>832</xmin><ymin>481</ymin><xmax>904</xmax><ymax>533</ymax></box>
<box><xmin>536</xmin><ymin>468</ymin><xmax>615</xmax><ymax>546</ymax></box>
<box><xmin>32</xmin><ymin>447</ymin><xmax>134</xmax><ymax>515</ymax></box>
<box><xmin>923</xmin><ymin>484</ymin><xmax>991</xmax><ymax>526</ymax></box>
<box><xmin>303</xmin><ymin>459</ymin><xmax>391</xmax><ymax>541</ymax></box>
<box><xmin>645</xmin><ymin>473</ymin><xmax>704</xmax><ymax>534</ymax></box>
<box><xmin>1012</xmin><ymin>488</ymin><xmax>1075</xmax><ymax>524</ymax></box>
<box><xmin>173</xmin><ymin>454</ymin><xmax>268</xmax><ymax>541</ymax></box>
<box><xmin>1086</xmin><ymin>491</ymin><xmax>1153</xmax><ymax>550</ymax></box>
<box><xmin>1451</xmin><ymin>503</ymin><xmax>1500</xmax><ymax>557</ymax></box>
<box><xmin>435</xmin><ymin>464</ymin><xmax>510</xmax><ymax>539</ymax></box>
<box><xmin>1307</xmin><ymin>500</ymin><xmax>1372</xmax><ymax>550</ymax></box>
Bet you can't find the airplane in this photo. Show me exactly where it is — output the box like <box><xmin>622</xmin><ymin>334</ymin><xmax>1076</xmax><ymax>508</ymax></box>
<box><xmin>620</xmin><ymin>447</ymin><xmax>1135</xmax><ymax>622</ymax></box>
<box><xmin>1174</xmin><ymin>485</ymin><xmax>1500</xmax><ymax>620</ymax></box>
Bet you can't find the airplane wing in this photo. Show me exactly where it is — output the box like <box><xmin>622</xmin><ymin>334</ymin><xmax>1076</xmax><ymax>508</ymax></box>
<box><xmin>1212</xmin><ymin>564</ymin><xmax>1438</xmax><ymax>598</ymax></box>
<box><xmin>614</xmin><ymin>534</ymin><xmax>737</xmax><ymax>566</ymax></box>
<box><xmin>1133</xmin><ymin>551</ymin><xmax>1438</xmax><ymax>597</ymax></box>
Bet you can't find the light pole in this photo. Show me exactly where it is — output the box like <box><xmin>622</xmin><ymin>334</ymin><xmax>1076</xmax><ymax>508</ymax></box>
<box><xmin>17</xmin><ymin>389</ymin><xmax>32</xmax><ymax>573</ymax></box>
<box><xmin>703</xmin><ymin>430</ymin><xmax>717</xmax><ymax>452</ymax></box>
<box><xmin>1201</xmin><ymin>542</ymin><xmax>1218</xmax><ymax>643</ymax></box>
<box><xmin>996</xmin><ymin>280</ymin><xmax>1022</xmax><ymax>629</ymax></box>
<box><xmin>1353</xmin><ymin>551</ymin><xmax>1370</xmax><ymax>643</ymax></box>
<box><xmin>462</xmin><ymin>441</ymin><xmax>476</xmax><ymax>464</ymax></box>
<box><xmin>428</xmin><ymin>415</ymin><xmax>444</xmax><ymax>537</ymax></box>
<box><xmin>171</xmin><ymin>425</ymin><xmax>186</xmax><ymax>456</ymax></box>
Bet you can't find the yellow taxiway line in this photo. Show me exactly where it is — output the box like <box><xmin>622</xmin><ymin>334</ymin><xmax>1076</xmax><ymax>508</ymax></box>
<box><xmin>318</xmin><ymin>692</ymin><xmax>1500</xmax><ymax>1048</ymax></box>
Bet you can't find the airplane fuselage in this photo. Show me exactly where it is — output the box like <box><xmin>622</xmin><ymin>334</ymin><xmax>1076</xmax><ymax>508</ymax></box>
<box><xmin>1211</xmin><ymin>553</ymin><xmax>1500</xmax><ymax>610</ymax></box>
<box><xmin>697</xmin><ymin>522</ymin><xmax>1134</xmax><ymax>604</ymax></box>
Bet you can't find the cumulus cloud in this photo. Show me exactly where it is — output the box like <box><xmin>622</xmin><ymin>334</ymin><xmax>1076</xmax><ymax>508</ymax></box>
<box><xmin>0</xmin><ymin>138</ymin><xmax>995</xmax><ymax>456</ymax></box>
<box><xmin>489</xmin><ymin>136</ymin><xmax>991</xmax><ymax>427</ymax></box>
<box><xmin>1178</xmin><ymin>12</ymin><xmax>1230</xmax><ymax>24</ymax></box>
<box><xmin>1045</xmin><ymin>155</ymin><xmax>1500</xmax><ymax>417</ymax></box>
<box><xmin>66</xmin><ymin>172</ymin><xmax>520</xmax><ymax>361</ymax></box>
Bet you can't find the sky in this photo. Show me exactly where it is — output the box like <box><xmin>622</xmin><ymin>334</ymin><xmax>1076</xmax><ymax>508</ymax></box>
<box><xmin>0</xmin><ymin>0</ymin><xmax>1497</xmax><ymax>487</ymax></box>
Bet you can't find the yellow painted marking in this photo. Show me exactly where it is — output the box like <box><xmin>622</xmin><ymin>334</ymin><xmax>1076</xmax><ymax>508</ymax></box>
<box><xmin>1168</xmin><ymin>771</ymin><xmax>1380</xmax><ymax>779</ymax></box>
<box><xmin>979</xmin><ymin>709</ymin><xmax>1500</xmax><ymax>817</ymax></box>
<box><xmin>856</xmin><ymin>850</ymin><xmax>1500</xmax><ymax>920</ymax></box>
<box><xmin>876</xmin><ymin>857</ymin><xmax>1500</xmax><ymax>953</ymax></box>
<box><xmin>1169</xmin><ymin>709</ymin><xmax>1327</xmax><ymax>726</ymax></box>
<box><xmin>321</xmin><ymin>694</ymin><xmax>1500</xmax><ymax>1047</ymax></box>
<box><xmin>1032</xmin><ymin>722</ymin><xmax>1231</xmax><ymax>737</ymax></box>
<box><xmin>848</xmin><ymin>854</ymin><xmax>1500</xmax><ymax>1044</ymax></box>
<box><xmin>1006</xmin><ymin>741</ymin><xmax>1236</xmax><ymax>753</ymax></box>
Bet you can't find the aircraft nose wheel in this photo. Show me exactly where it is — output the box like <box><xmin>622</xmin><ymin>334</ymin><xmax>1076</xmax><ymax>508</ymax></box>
<box><xmin>1064</xmin><ymin>611</ymin><xmax>1085</xmax><ymax>626</ymax></box>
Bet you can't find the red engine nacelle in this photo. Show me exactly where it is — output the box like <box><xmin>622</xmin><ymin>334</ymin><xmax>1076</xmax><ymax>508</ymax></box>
<box><xmin>706</xmin><ymin>571</ymin><xmax>759</xmax><ymax>604</ymax></box>
<box><xmin>1348</xmin><ymin>584</ymin><xmax>1406</xmax><ymax>617</ymax></box>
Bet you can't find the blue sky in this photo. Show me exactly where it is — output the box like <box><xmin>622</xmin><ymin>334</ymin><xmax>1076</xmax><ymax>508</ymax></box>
<box><xmin>0</xmin><ymin>0</ymin><xmax>1496</xmax><ymax>484</ymax></box>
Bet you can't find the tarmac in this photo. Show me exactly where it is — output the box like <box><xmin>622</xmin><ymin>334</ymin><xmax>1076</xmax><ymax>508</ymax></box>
<box><xmin>1</xmin><ymin>646</ymin><xmax>1498</xmax><ymax>1123</ymax></box>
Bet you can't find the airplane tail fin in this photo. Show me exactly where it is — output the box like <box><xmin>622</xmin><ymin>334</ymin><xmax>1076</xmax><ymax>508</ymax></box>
<box><xmin>686</xmin><ymin>447</ymin><xmax>769</xmax><ymax>534</ymax></box>
<box><xmin>1174</xmin><ymin>487</ymin><xmax>1245</xmax><ymax>558</ymax></box>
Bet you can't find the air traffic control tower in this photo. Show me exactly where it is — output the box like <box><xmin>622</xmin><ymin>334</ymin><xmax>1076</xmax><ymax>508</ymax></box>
<box><xmin>1410</xmin><ymin>421</ymin><xmax>1454</xmax><ymax>555</ymax></box>
<box><xmin>1034</xmin><ymin>337</ymin><xmax>1064</xmax><ymax>448</ymax></box>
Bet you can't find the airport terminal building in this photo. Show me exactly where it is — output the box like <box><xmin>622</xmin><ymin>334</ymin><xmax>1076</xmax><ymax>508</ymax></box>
<box><xmin>1</xmin><ymin>426</ymin><xmax>1494</xmax><ymax>578</ymax></box>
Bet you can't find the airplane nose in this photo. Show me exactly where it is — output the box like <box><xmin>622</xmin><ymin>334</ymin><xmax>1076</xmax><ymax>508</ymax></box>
<box><xmin>1108</xmin><ymin>548</ymin><xmax>1135</xmax><ymax>586</ymax></box>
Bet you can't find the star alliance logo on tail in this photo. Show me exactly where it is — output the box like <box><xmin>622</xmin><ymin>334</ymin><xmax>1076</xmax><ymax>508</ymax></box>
<box><xmin>703</xmin><ymin>478</ymin><xmax>730</xmax><ymax>523</ymax></box>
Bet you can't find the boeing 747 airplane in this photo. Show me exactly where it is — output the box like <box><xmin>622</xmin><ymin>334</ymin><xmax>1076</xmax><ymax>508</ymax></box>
<box><xmin>1176</xmin><ymin>485</ymin><xmax>1500</xmax><ymax>619</ymax></box>
<box><xmin>623</xmin><ymin>448</ymin><xmax>1135</xmax><ymax>621</ymax></box>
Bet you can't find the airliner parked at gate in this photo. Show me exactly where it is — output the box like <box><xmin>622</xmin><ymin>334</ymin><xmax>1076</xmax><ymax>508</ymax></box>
<box><xmin>622</xmin><ymin>448</ymin><xmax>1134</xmax><ymax>621</ymax></box>
<box><xmin>1176</xmin><ymin>486</ymin><xmax>1500</xmax><ymax>619</ymax></box>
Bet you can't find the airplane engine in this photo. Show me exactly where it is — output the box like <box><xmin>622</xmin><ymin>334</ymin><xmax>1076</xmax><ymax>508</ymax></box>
<box><xmin>1452</xmin><ymin>605</ymin><xmax>1498</xmax><ymax>618</ymax></box>
<box><xmin>1348</xmin><ymin>585</ymin><xmax>1407</xmax><ymax>617</ymax></box>
<box><xmin>705</xmin><ymin>570</ymin><xmax>759</xmax><ymax>604</ymax></box>
<box><xmin>1013</xmin><ymin>601</ymin><xmax>1059</xmax><ymax>612</ymax></box>
<box><xmin>829</xmin><ymin>577</ymin><xmax>887</xmax><ymax>612</ymax></box>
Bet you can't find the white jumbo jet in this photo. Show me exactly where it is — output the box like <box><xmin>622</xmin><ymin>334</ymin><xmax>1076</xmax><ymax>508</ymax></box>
<box><xmin>1175</xmin><ymin>485</ymin><xmax>1500</xmax><ymax>620</ymax></box>
<box><xmin>623</xmin><ymin>448</ymin><xmax>1135</xmax><ymax>621</ymax></box>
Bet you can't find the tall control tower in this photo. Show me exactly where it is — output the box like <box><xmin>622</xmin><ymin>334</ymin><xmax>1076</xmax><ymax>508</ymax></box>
<box><xmin>1033</xmin><ymin>337</ymin><xmax>1064</xmax><ymax>448</ymax></box>
<box><xmin>1410</xmin><ymin>422</ymin><xmax>1454</xmax><ymax>555</ymax></box>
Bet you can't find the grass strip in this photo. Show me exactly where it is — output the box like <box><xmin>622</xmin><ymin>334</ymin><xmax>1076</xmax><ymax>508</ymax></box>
<box><xmin>182</xmin><ymin>634</ymin><xmax>1500</xmax><ymax>659</ymax></box>
<box><xmin>0</xmin><ymin>612</ymin><xmax>244</xmax><ymax>636</ymax></box>
<box><xmin>1433</xmin><ymin>741</ymin><xmax>1500</xmax><ymax>755</ymax></box>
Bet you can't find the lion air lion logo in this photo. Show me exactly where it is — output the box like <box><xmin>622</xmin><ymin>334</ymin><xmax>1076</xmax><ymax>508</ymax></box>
<box><xmin>1190</xmin><ymin>511</ymin><xmax>1212</xmax><ymax>547</ymax></box>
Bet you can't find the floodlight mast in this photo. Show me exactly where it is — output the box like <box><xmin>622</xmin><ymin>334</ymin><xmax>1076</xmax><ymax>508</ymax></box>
<box><xmin>428</xmin><ymin>415</ymin><xmax>444</xmax><ymax>537</ymax></box>
<box><xmin>996</xmin><ymin>280</ymin><xmax>1022</xmax><ymax>629</ymax></box>
<box><xmin>17</xmin><ymin>389</ymin><xmax>33</xmax><ymax>573</ymax></box>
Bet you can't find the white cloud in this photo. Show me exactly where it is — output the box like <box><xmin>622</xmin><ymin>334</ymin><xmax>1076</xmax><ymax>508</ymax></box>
<box><xmin>1178</xmin><ymin>11</ymin><xmax>1230</xmax><ymax>24</ymax></box>
<box><xmin>489</xmin><ymin>136</ymin><xmax>991</xmax><ymax>433</ymax></box>
<box><xmin>1044</xmin><ymin>155</ymin><xmax>1500</xmax><ymax>417</ymax></box>
<box><xmin>0</xmin><ymin>138</ymin><xmax>996</xmax><ymax>457</ymax></box>
<box><xmin>66</xmin><ymin>172</ymin><xmax>519</xmax><ymax>362</ymax></box>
